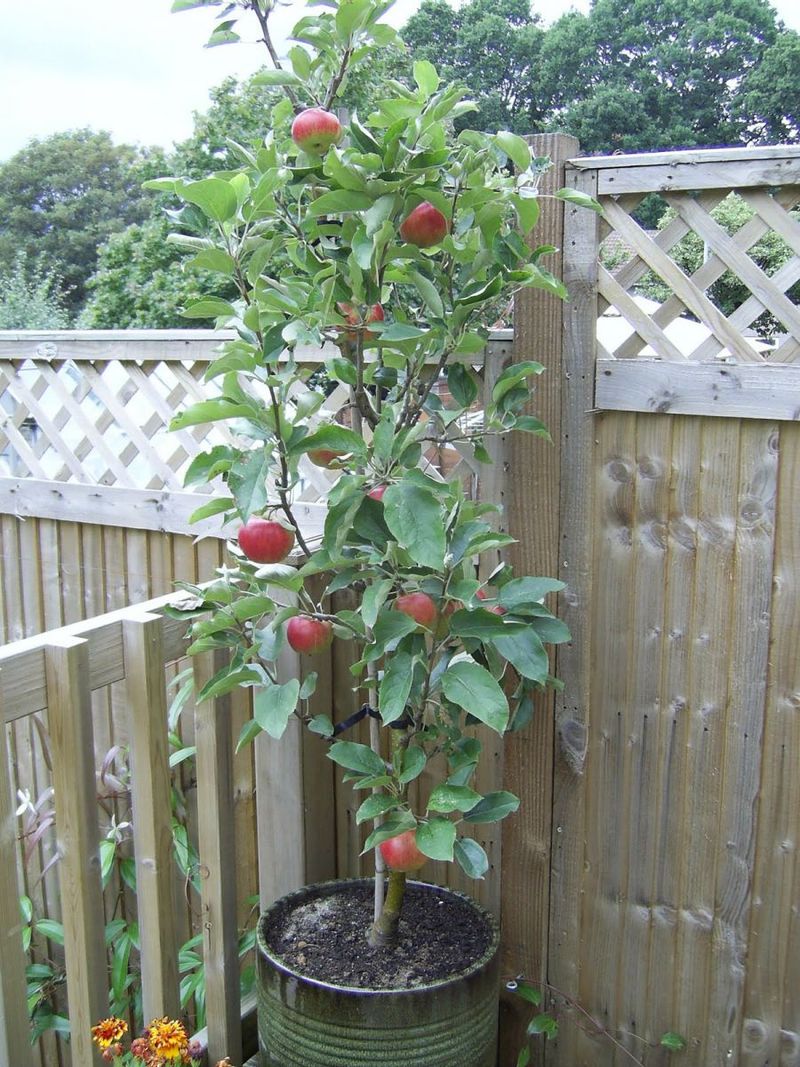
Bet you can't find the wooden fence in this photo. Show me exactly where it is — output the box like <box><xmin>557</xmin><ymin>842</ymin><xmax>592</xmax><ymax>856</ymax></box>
<box><xmin>527</xmin><ymin>142</ymin><xmax>800</xmax><ymax>1067</ymax></box>
<box><xmin>1</xmin><ymin>142</ymin><xmax>800</xmax><ymax>1067</ymax></box>
<box><xmin>0</xmin><ymin>328</ymin><xmax>512</xmax><ymax>1065</ymax></box>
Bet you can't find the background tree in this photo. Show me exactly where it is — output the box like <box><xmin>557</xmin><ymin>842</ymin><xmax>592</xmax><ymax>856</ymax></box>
<box><xmin>0</xmin><ymin>252</ymin><xmax>69</xmax><ymax>329</ymax></box>
<box><xmin>0</xmin><ymin>130</ymin><xmax>162</xmax><ymax>318</ymax></box>
<box><xmin>403</xmin><ymin>0</ymin><xmax>798</xmax><ymax>151</ymax></box>
<box><xmin>79</xmin><ymin>215</ymin><xmax>238</xmax><ymax>329</ymax></box>
<box><xmin>402</xmin><ymin>0</ymin><xmax>544</xmax><ymax>132</ymax></box>
<box><xmin>736</xmin><ymin>30</ymin><xmax>800</xmax><ymax>143</ymax></box>
<box><xmin>537</xmin><ymin>0</ymin><xmax>783</xmax><ymax>153</ymax></box>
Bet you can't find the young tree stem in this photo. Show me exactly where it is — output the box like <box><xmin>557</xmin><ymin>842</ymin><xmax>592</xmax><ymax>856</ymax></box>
<box><xmin>368</xmin><ymin>869</ymin><xmax>406</xmax><ymax>948</ymax></box>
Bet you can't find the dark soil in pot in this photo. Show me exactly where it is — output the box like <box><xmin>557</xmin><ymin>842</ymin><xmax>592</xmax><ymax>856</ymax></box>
<box><xmin>262</xmin><ymin>880</ymin><xmax>493</xmax><ymax>989</ymax></box>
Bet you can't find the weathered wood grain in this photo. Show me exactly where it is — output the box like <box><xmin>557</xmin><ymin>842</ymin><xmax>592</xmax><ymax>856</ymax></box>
<box><xmin>595</xmin><ymin>359</ymin><xmax>800</xmax><ymax>421</ymax></box>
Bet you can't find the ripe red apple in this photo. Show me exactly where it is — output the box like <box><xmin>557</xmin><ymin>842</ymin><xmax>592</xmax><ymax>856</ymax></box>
<box><xmin>291</xmin><ymin>108</ymin><xmax>342</xmax><ymax>155</ymax></box>
<box><xmin>394</xmin><ymin>592</ymin><xmax>438</xmax><ymax>628</ymax></box>
<box><xmin>237</xmin><ymin>516</ymin><xmax>295</xmax><ymax>564</ymax></box>
<box><xmin>379</xmin><ymin>829</ymin><xmax>426</xmax><ymax>872</ymax></box>
<box><xmin>287</xmin><ymin>616</ymin><xmax>333</xmax><ymax>654</ymax></box>
<box><xmin>399</xmin><ymin>202</ymin><xmax>449</xmax><ymax>248</ymax></box>
<box><xmin>477</xmin><ymin>587</ymin><xmax>506</xmax><ymax>615</ymax></box>
<box><xmin>337</xmin><ymin>302</ymin><xmax>385</xmax><ymax>342</ymax></box>
<box><xmin>367</xmin><ymin>484</ymin><xmax>387</xmax><ymax>501</ymax></box>
<box><xmin>308</xmin><ymin>448</ymin><xmax>345</xmax><ymax>468</ymax></box>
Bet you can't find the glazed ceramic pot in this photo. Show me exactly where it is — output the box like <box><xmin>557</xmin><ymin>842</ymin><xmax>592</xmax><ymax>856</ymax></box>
<box><xmin>256</xmin><ymin>878</ymin><xmax>500</xmax><ymax>1067</ymax></box>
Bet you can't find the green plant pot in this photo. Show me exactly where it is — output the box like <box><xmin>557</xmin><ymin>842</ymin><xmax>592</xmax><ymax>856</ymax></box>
<box><xmin>256</xmin><ymin>879</ymin><xmax>500</xmax><ymax>1067</ymax></box>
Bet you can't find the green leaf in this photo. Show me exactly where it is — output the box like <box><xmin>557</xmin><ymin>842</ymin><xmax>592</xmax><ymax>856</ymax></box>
<box><xmin>454</xmin><ymin>837</ymin><xmax>489</xmax><ymax>879</ymax></box>
<box><xmin>181</xmin><ymin>298</ymin><xmax>237</xmax><ymax>319</ymax></box>
<box><xmin>300</xmin><ymin>424</ymin><xmax>367</xmax><ymax>458</ymax></box>
<box><xmin>181</xmin><ymin>178</ymin><xmax>238</xmax><ymax>222</ymax></box>
<box><xmin>379</xmin><ymin>322</ymin><xmax>427</xmax><ymax>341</ymax></box>
<box><xmin>410</xmin><ymin>270</ymin><xmax>444</xmax><ymax>318</ymax></box>
<box><xmin>555</xmin><ymin>187</ymin><xmax>603</xmax><ymax>213</ymax></box>
<box><xmin>362</xmin><ymin>810</ymin><xmax>417</xmax><ymax>852</ymax></box>
<box><xmin>198</xmin><ymin>666</ymin><xmax>262</xmax><ymax>702</ymax></box>
<box><xmin>660</xmin><ymin>1032</ymin><xmax>687</xmax><ymax>1051</ymax></box>
<box><xmin>252</xmin><ymin>69</ymin><xmax>303</xmax><ymax>86</ymax></box>
<box><xmin>379</xmin><ymin>651</ymin><xmax>414</xmax><ymax>723</ymax></box>
<box><xmin>513</xmin><ymin>193</ymin><xmax>540</xmax><ymax>234</ymax></box>
<box><xmin>236</xmin><ymin>718</ymin><xmax>263</xmax><ymax>751</ymax></box>
<box><xmin>229</xmin><ymin>449</ymin><xmax>271</xmax><ymax>517</ymax></box>
<box><xmin>362</xmin><ymin>579</ymin><xmax>393</xmax><ymax>629</ymax></box>
<box><xmin>309</xmin><ymin>189</ymin><xmax>374</xmax><ymax>215</ymax></box>
<box><xmin>463</xmin><ymin>790</ymin><xmax>520</xmax><ymax>824</ymax></box>
<box><xmin>447</xmin><ymin>363</ymin><xmax>478</xmax><ymax>408</ymax></box>
<box><xmin>383</xmin><ymin>483</ymin><xmax>446</xmax><ymax>569</ymax></box>
<box><xmin>442</xmin><ymin>660</ymin><xmax>509</xmax><ymax>733</ymax></box>
<box><xmin>416</xmin><ymin>817</ymin><xmax>456</xmax><ymax>861</ymax></box>
<box><xmin>414</xmin><ymin>60</ymin><xmax>440</xmax><ymax>97</ymax></box>
<box><xmin>253</xmin><ymin>679</ymin><xmax>300</xmax><ymax>739</ymax></box>
<box><xmin>516</xmin><ymin>1047</ymin><xmax>531</xmax><ymax>1067</ymax></box>
<box><xmin>494</xmin><ymin>131</ymin><xmax>532</xmax><ymax>172</ymax></box>
<box><xmin>308</xmin><ymin>714</ymin><xmax>334</xmax><ymax>738</ymax></box>
<box><xmin>493</xmin><ymin>628</ymin><xmax>550</xmax><ymax>683</ymax></box>
<box><xmin>499</xmin><ymin>577</ymin><xmax>564</xmax><ymax>609</ymax></box>
<box><xmin>492</xmin><ymin>361</ymin><xmax>545</xmax><ymax>404</ymax></box>
<box><xmin>528</xmin><ymin>1014</ymin><xmax>558</xmax><ymax>1039</ymax></box>
<box><xmin>35</xmin><ymin>919</ymin><xmax>65</xmax><ymax>945</ymax></box>
<box><xmin>370</xmin><ymin>610</ymin><xmax>418</xmax><ymax>657</ymax></box>
<box><xmin>428</xmin><ymin>785</ymin><xmax>481</xmax><ymax>814</ymax></box>
<box><xmin>512</xmin><ymin>981</ymin><xmax>542</xmax><ymax>1007</ymax></box>
<box><xmin>397</xmin><ymin>745</ymin><xmax>426</xmax><ymax>784</ymax></box>
<box><xmin>329</xmin><ymin>741</ymin><xmax>385</xmax><ymax>776</ymax></box>
<box><xmin>171</xmin><ymin>399</ymin><xmax>255</xmax><ymax>430</ymax></box>
<box><xmin>356</xmin><ymin>794</ymin><xmax>401</xmax><ymax>825</ymax></box>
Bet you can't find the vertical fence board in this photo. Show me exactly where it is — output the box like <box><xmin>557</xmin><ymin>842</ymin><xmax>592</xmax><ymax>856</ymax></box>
<box><xmin>193</xmin><ymin>649</ymin><xmax>241</xmax><ymax>1067</ymax></box>
<box><xmin>45</xmin><ymin>636</ymin><xmax>107</xmax><ymax>1067</ymax></box>
<box><xmin>706</xmin><ymin>422</ymin><xmax>777</xmax><ymax>1059</ymax></box>
<box><xmin>0</xmin><ymin>721</ymin><xmax>34</xmax><ymax>1067</ymax></box>
<box><xmin>740</xmin><ymin>422</ymin><xmax>800</xmax><ymax>1066</ymax></box>
<box><xmin>546</xmin><ymin>162</ymin><xmax>599</xmax><ymax>1066</ymax></box>
<box><xmin>499</xmin><ymin>133</ymin><xmax>579</xmax><ymax>1064</ymax></box>
<box><xmin>124</xmin><ymin>613</ymin><xmax>181</xmax><ymax>1021</ymax></box>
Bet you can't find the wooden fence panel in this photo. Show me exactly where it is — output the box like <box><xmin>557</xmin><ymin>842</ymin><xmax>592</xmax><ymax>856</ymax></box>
<box><xmin>543</xmin><ymin>146</ymin><xmax>800</xmax><ymax>1067</ymax></box>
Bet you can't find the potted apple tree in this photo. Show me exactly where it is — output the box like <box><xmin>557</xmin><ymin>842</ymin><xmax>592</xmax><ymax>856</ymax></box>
<box><xmin>159</xmin><ymin>1</ymin><xmax>597</xmax><ymax>1063</ymax></box>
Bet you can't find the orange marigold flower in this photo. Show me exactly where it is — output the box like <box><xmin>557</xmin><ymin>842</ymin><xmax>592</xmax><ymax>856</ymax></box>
<box><xmin>146</xmin><ymin>1017</ymin><xmax>189</xmax><ymax>1062</ymax></box>
<box><xmin>91</xmin><ymin>1017</ymin><xmax>128</xmax><ymax>1049</ymax></box>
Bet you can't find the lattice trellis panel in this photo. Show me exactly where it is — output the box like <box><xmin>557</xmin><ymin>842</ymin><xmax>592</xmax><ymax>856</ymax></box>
<box><xmin>0</xmin><ymin>333</ymin><xmax>511</xmax><ymax>536</ymax></box>
<box><xmin>598</xmin><ymin>187</ymin><xmax>800</xmax><ymax>364</ymax></box>
<box><xmin>573</xmin><ymin>146</ymin><xmax>800</xmax><ymax>420</ymax></box>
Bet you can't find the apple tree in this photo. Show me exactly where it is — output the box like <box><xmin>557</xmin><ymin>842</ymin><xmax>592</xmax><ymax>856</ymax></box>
<box><xmin>164</xmin><ymin>0</ymin><xmax>598</xmax><ymax>946</ymax></box>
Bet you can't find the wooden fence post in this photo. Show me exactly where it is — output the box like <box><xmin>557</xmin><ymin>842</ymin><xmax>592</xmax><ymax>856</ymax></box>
<box><xmin>500</xmin><ymin>133</ymin><xmax>580</xmax><ymax>1065</ymax></box>
<box><xmin>124</xmin><ymin>613</ymin><xmax>181</xmax><ymax>1022</ymax></box>
<box><xmin>193</xmin><ymin>649</ymin><xmax>242</xmax><ymax>1067</ymax></box>
<box><xmin>0</xmin><ymin>723</ymin><xmax>35</xmax><ymax>1067</ymax></box>
<box><xmin>46</xmin><ymin>635</ymin><xmax>108</xmax><ymax>1066</ymax></box>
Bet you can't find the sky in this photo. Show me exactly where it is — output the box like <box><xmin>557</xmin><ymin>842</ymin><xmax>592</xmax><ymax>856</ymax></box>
<box><xmin>0</xmin><ymin>0</ymin><xmax>798</xmax><ymax>163</ymax></box>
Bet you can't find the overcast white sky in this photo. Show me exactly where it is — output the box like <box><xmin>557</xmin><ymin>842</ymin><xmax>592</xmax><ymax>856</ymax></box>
<box><xmin>0</xmin><ymin>0</ymin><xmax>798</xmax><ymax>162</ymax></box>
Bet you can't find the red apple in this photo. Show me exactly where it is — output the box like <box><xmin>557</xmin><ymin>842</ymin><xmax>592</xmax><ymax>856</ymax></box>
<box><xmin>394</xmin><ymin>592</ymin><xmax>438</xmax><ymax>628</ymax></box>
<box><xmin>291</xmin><ymin>108</ymin><xmax>342</xmax><ymax>155</ymax></box>
<box><xmin>337</xmin><ymin>302</ymin><xmax>385</xmax><ymax>342</ymax></box>
<box><xmin>237</xmin><ymin>516</ymin><xmax>295</xmax><ymax>564</ymax></box>
<box><xmin>399</xmin><ymin>202</ymin><xmax>449</xmax><ymax>248</ymax></box>
<box><xmin>308</xmin><ymin>448</ymin><xmax>345</xmax><ymax>468</ymax></box>
<box><xmin>477</xmin><ymin>587</ymin><xmax>506</xmax><ymax>615</ymax></box>
<box><xmin>287</xmin><ymin>616</ymin><xmax>333</xmax><ymax>654</ymax></box>
<box><xmin>379</xmin><ymin>829</ymin><xmax>426</xmax><ymax>872</ymax></box>
<box><xmin>367</xmin><ymin>484</ymin><xmax>387</xmax><ymax>501</ymax></box>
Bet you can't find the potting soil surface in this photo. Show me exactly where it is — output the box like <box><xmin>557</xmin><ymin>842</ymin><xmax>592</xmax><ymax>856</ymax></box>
<box><xmin>264</xmin><ymin>882</ymin><xmax>492</xmax><ymax>989</ymax></box>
